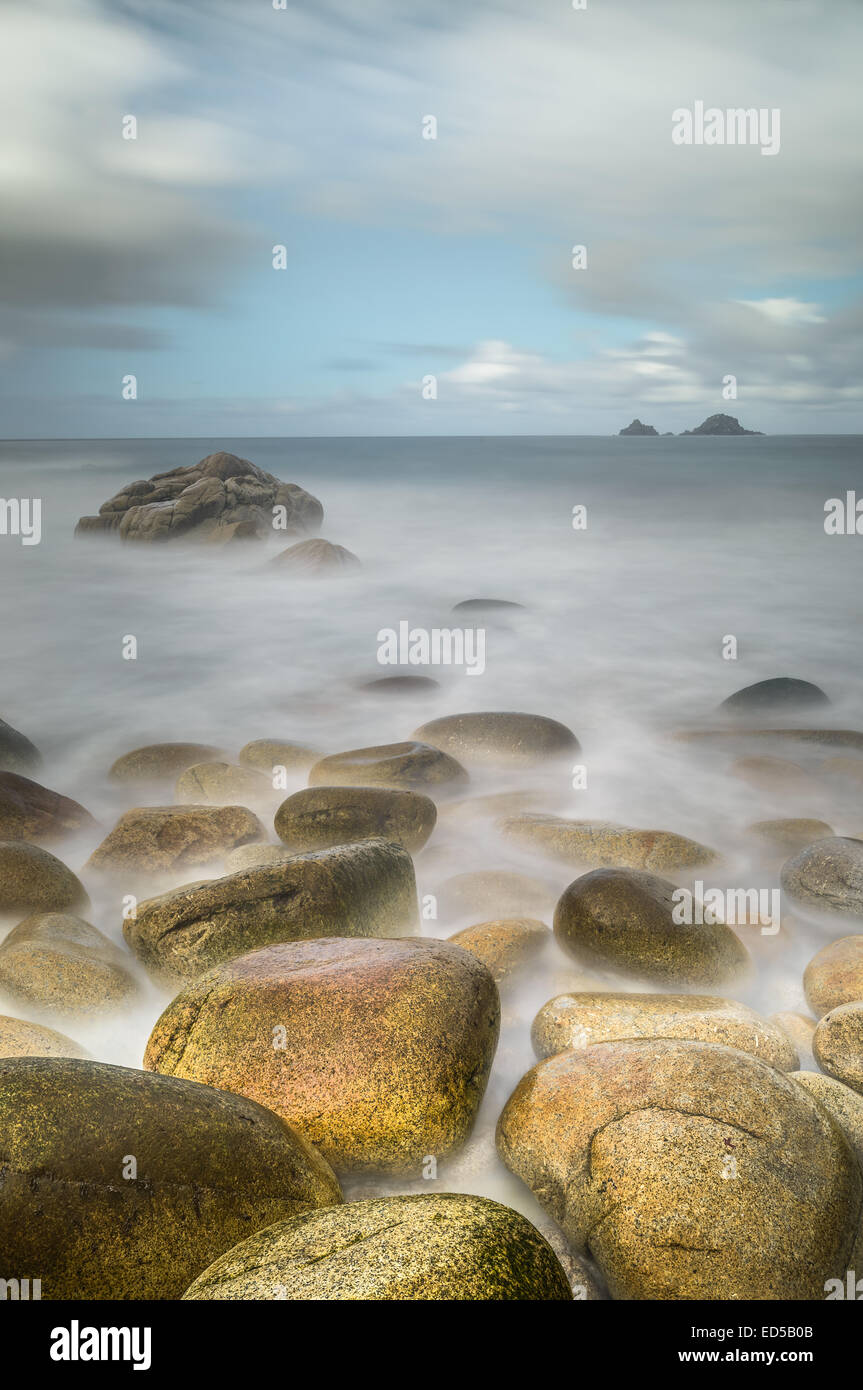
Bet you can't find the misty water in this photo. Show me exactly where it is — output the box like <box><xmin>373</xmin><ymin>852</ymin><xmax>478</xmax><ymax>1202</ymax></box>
<box><xmin>2</xmin><ymin>434</ymin><xmax>862</xmax><ymax>1256</ymax></box>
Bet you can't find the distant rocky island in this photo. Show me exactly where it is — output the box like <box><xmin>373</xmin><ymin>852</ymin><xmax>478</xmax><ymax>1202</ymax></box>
<box><xmin>682</xmin><ymin>414</ymin><xmax>763</xmax><ymax>436</ymax></box>
<box><xmin>618</xmin><ymin>413</ymin><xmax>763</xmax><ymax>437</ymax></box>
<box><xmin>619</xmin><ymin>419</ymin><xmax>658</xmax><ymax>436</ymax></box>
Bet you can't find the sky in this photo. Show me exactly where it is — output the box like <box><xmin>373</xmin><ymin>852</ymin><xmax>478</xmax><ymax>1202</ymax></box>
<box><xmin>1</xmin><ymin>0</ymin><xmax>862</xmax><ymax>437</ymax></box>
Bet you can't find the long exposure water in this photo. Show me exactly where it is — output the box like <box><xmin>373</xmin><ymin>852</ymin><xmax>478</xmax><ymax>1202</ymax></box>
<box><xmin>2</xmin><ymin>433</ymin><xmax>862</xmax><ymax>1256</ymax></box>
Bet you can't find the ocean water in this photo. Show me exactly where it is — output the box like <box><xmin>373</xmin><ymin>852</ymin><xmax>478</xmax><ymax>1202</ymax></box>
<box><xmin>1</xmin><ymin>434</ymin><xmax>862</xmax><ymax>1243</ymax></box>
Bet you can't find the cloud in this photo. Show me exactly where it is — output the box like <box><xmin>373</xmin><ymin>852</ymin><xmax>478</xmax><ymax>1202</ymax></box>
<box><xmin>0</xmin><ymin>0</ymin><xmax>265</xmax><ymax>334</ymax></box>
<box><xmin>432</xmin><ymin>310</ymin><xmax>863</xmax><ymax>423</ymax></box>
<box><xmin>2</xmin><ymin>0</ymin><xmax>862</xmax><ymax>431</ymax></box>
<box><xmin>11</xmin><ymin>308</ymin><xmax>863</xmax><ymax>437</ymax></box>
<box><xmin>0</xmin><ymin>311</ymin><xmax>168</xmax><ymax>351</ymax></box>
<box><xmin>736</xmin><ymin>299</ymin><xmax>827</xmax><ymax>325</ymax></box>
<box><xmin>441</xmin><ymin>336</ymin><xmax>703</xmax><ymax>411</ymax></box>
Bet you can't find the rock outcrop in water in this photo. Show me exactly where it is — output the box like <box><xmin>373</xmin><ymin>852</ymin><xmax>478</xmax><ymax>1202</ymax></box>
<box><xmin>681</xmin><ymin>413</ymin><xmax>764</xmax><ymax>435</ymax></box>
<box><xmin>75</xmin><ymin>451</ymin><xmax>323</xmax><ymax>543</ymax></box>
<box><xmin>618</xmin><ymin>418</ymin><xmax>658</xmax><ymax>435</ymax></box>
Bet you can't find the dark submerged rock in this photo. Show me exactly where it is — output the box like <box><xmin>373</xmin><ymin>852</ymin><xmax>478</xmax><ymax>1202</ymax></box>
<box><xmin>719</xmin><ymin>676</ymin><xmax>830</xmax><ymax>716</ymax></box>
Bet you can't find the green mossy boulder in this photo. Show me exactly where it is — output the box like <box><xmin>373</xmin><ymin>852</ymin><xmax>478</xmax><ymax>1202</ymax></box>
<box><xmin>182</xmin><ymin>1193</ymin><xmax>570</xmax><ymax>1301</ymax></box>
<box><xmin>0</xmin><ymin>1056</ymin><xmax>341</xmax><ymax>1299</ymax></box>
<box><xmin>274</xmin><ymin>784</ymin><xmax>436</xmax><ymax>854</ymax></box>
<box><xmin>0</xmin><ymin>842</ymin><xmax>88</xmax><ymax>914</ymax></box>
<box><xmin>125</xmin><ymin>837</ymin><xmax>418</xmax><ymax>986</ymax></box>
<box><xmin>553</xmin><ymin>868</ymin><xmax>751</xmax><ymax>987</ymax></box>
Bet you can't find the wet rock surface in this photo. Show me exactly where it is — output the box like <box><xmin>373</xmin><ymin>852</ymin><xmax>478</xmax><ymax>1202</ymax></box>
<box><xmin>309</xmin><ymin>740</ymin><xmax>468</xmax><ymax>792</ymax></box>
<box><xmin>451</xmin><ymin>599</ymin><xmax>525</xmax><ymax>613</ymax></box>
<box><xmin>0</xmin><ymin>1014</ymin><xmax>88</xmax><ymax>1059</ymax></box>
<box><xmin>532</xmin><ymin>991</ymin><xmax>798</xmax><ymax>1069</ymax></box>
<box><xmin>270</xmin><ymin>538</ymin><xmax>359</xmax><ymax>573</ymax></box>
<box><xmin>174</xmin><ymin>761</ymin><xmax>273</xmax><ymax>806</ymax></box>
<box><xmin>813</xmin><ymin>1002</ymin><xmax>863</xmax><ymax>1094</ymax></box>
<box><xmin>0</xmin><ymin>842</ymin><xmax>88</xmax><ymax>914</ymax></box>
<box><xmin>0</xmin><ymin>717</ymin><xmax>42</xmax><ymax>774</ymax></box>
<box><xmin>109</xmin><ymin>742</ymin><xmax>224</xmax><ymax>784</ymax></box>
<box><xmin>414</xmin><ymin>711</ymin><xmax>579</xmax><ymax>765</ymax></box>
<box><xmin>238</xmin><ymin>738</ymin><xmax>321</xmax><ymax>773</ymax></box>
<box><xmin>447</xmin><ymin>918</ymin><xmax>550</xmax><ymax>982</ymax></box>
<box><xmin>793</xmin><ymin>1071</ymin><xmax>863</xmax><ymax>1165</ymax></box>
<box><xmin>748</xmin><ymin>817</ymin><xmax>835</xmax><ymax>854</ymax></box>
<box><xmin>782</xmin><ymin>836</ymin><xmax>863</xmax><ymax>920</ymax></box>
<box><xmin>500</xmin><ymin>814</ymin><xmax>718</xmax><ymax>872</ymax></box>
<box><xmin>719</xmin><ymin>676</ymin><xmax>830</xmax><ymax>717</ymax></box>
<box><xmin>804</xmin><ymin>935</ymin><xmax>863</xmax><ymax>1017</ymax></box>
<box><xmin>360</xmin><ymin>675</ymin><xmax>441</xmax><ymax>693</ymax></box>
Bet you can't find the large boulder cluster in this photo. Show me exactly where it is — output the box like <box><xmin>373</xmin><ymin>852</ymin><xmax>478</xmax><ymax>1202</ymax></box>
<box><xmin>75</xmin><ymin>451</ymin><xmax>323</xmax><ymax>544</ymax></box>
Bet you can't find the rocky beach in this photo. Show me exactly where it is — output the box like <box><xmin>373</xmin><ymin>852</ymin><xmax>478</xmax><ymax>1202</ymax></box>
<box><xmin>1</xmin><ymin>433</ymin><xmax>863</xmax><ymax>1302</ymax></box>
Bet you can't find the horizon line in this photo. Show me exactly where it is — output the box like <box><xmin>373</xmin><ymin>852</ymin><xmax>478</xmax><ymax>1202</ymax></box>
<box><xmin>4</xmin><ymin>432</ymin><xmax>863</xmax><ymax>444</ymax></box>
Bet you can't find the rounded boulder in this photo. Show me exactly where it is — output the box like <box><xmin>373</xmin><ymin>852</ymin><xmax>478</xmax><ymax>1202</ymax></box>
<box><xmin>0</xmin><ymin>913</ymin><xmax>137</xmax><ymax>1015</ymax></box>
<box><xmin>813</xmin><ymin>1002</ymin><xmax>863</xmax><ymax>1095</ymax></box>
<box><xmin>274</xmin><ymin>785</ymin><xmax>436</xmax><ymax>854</ymax></box>
<box><xmin>414</xmin><ymin>711</ymin><xmax>579</xmax><ymax>766</ymax></box>
<box><xmin>497</xmin><ymin>1038</ymin><xmax>860</xmax><ymax>1300</ymax></box>
<box><xmin>501</xmin><ymin>815</ymin><xmax>718</xmax><ymax>872</ymax></box>
<box><xmin>182</xmin><ymin>1193</ymin><xmax>570</xmax><ymax>1301</ymax></box>
<box><xmin>0</xmin><ymin>771</ymin><xmax>95</xmax><ymax>844</ymax></box>
<box><xmin>309</xmin><ymin>740</ymin><xmax>467</xmax><ymax>793</ymax></box>
<box><xmin>125</xmin><ymin>837</ymin><xmax>418</xmax><ymax>986</ymax></box>
<box><xmin>0</xmin><ymin>1056</ymin><xmax>341</xmax><ymax>1299</ymax></box>
<box><xmin>86</xmin><ymin>804</ymin><xmax>265</xmax><ymax>877</ymax></box>
<box><xmin>553</xmin><ymin>868</ymin><xmax>751</xmax><ymax>987</ymax></box>
<box><xmin>531</xmin><ymin>991</ymin><xmax>797</xmax><ymax>1069</ymax></box>
<box><xmin>781</xmin><ymin>837</ymin><xmax>863</xmax><ymax>921</ymax></box>
<box><xmin>804</xmin><ymin>935</ymin><xmax>863</xmax><ymax>1017</ymax></box>
<box><xmin>144</xmin><ymin>936</ymin><xmax>499</xmax><ymax>1175</ymax></box>
<box><xmin>0</xmin><ymin>842</ymin><xmax>88</xmax><ymax>915</ymax></box>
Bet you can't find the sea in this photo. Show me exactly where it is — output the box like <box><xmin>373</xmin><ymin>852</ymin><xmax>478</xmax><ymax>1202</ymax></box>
<box><xmin>1</xmin><ymin>433</ymin><xmax>862</xmax><ymax>1235</ymax></box>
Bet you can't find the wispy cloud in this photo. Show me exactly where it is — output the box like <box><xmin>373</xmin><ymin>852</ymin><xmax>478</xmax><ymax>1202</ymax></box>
<box><xmin>1</xmin><ymin>0</ymin><xmax>861</xmax><ymax>433</ymax></box>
